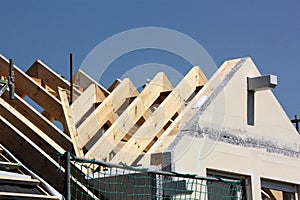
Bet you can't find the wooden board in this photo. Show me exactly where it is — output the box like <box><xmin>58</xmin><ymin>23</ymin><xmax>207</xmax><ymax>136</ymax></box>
<box><xmin>143</xmin><ymin>96</ymin><xmax>208</xmax><ymax>158</ymax></box>
<box><xmin>0</xmin><ymin>98</ymin><xmax>65</xmax><ymax>156</ymax></box>
<box><xmin>71</xmin><ymin>84</ymin><xmax>106</xmax><ymax>126</ymax></box>
<box><xmin>142</xmin><ymin>61</ymin><xmax>240</xmax><ymax>160</ymax></box>
<box><xmin>58</xmin><ymin>88</ymin><xmax>84</xmax><ymax>157</ymax></box>
<box><xmin>0</xmin><ymin>54</ymin><xmax>65</xmax><ymax>125</ymax></box>
<box><xmin>109</xmin><ymin>67</ymin><xmax>207</xmax><ymax>165</ymax></box>
<box><xmin>0</xmin><ymin>177</ymin><xmax>40</xmax><ymax>186</ymax></box>
<box><xmin>74</xmin><ymin>69</ymin><xmax>109</xmax><ymax>96</ymax></box>
<box><xmin>0</xmin><ymin>192</ymin><xmax>59</xmax><ymax>200</ymax></box>
<box><xmin>86</xmin><ymin>72</ymin><xmax>173</xmax><ymax>161</ymax></box>
<box><xmin>0</xmin><ymin>116</ymin><xmax>65</xmax><ymax>194</ymax></box>
<box><xmin>1</xmin><ymin>91</ymin><xmax>73</xmax><ymax>152</ymax></box>
<box><xmin>26</xmin><ymin>60</ymin><xmax>81</xmax><ymax>100</ymax></box>
<box><xmin>77</xmin><ymin>78</ymin><xmax>139</xmax><ymax>151</ymax></box>
<box><xmin>108</xmin><ymin>79</ymin><xmax>121</xmax><ymax>92</ymax></box>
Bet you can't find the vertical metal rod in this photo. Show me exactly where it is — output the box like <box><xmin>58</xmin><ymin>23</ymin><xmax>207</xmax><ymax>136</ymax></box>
<box><xmin>70</xmin><ymin>53</ymin><xmax>74</xmax><ymax>105</ymax></box>
<box><xmin>64</xmin><ymin>152</ymin><xmax>71</xmax><ymax>200</ymax></box>
<box><xmin>8</xmin><ymin>59</ymin><xmax>15</xmax><ymax>100</ymax></box>
<box><xmin>295</xmin><ymin>115</ymin><xmax>299</xmax><ymax>132</ymax></box>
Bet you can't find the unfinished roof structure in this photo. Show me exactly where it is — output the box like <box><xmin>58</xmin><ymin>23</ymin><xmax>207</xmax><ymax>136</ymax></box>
<box><xmin>0</xmin><ymin>144</ymin><xmax>60</xmax><ymax>199</ymax></box>
<box><xmin>0</xmin><ymin>54</ymin><xmax>299</xmax><ymax>199</ymax></box>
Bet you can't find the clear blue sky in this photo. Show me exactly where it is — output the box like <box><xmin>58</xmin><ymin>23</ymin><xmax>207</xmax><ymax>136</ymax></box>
<box><xmin>1</xmin><ymin>1</ymin><xmax>300</xmax><ymax>119</ymax></box>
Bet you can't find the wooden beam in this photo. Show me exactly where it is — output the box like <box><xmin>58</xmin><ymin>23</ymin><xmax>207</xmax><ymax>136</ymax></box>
<box><xmin>0</xmin><ymin>119</ymin><xmax>95</xmax><ymax>199</ymax></box>
<box><xmin>0</xmin><ymin>97</ymin><xmax>65</xmax><ymax>156</ymax></box>
<box><xmin>108</xmin><ymin>79</ymin><xmax>121</xmax><ymax>92</ymax></box>
<box><xmin>86</xmin><ymin>72</ymin><xmax>173</xmax><ymax>161</ymax></box>
<box><xmin>110</xmin><ymin>67</ymin><xmax>207</xmax><ymax>165</ymax></box>
<box><xmin>26</xmin><ymin>60</ymin><xmax>81</xmax><ymax>100</ymax></box>
<box><xmin>0</xmin><ymin>192</ymin><xmax>59</xmax><ymax>200</ymax></box>
<box><xmin>0</xmin><ymin>116</ymin><xmax>65</xmax><ymax>194</ymax></box>
<box><xmin>74</xmin><ymin>69</ymin><xmax>109</xmax><ymax>96</ymax></box>
<box><xmin>0</xmin><ymin>177</ymin><xmax>40</xmax><ymax>186</ymax></box>
<box><xmin>1</xmin><ymin>91</ymin><xmax>73</xmax><ymax>152</ymax></box>
<box><xmin>145</xmin><ymin>60</ymin><xmax>241</xmax><ymax>156</ymax></box>
<box><xmin>31</xmin><ymin>77</ymin><xmax>57</xmax><ymax>97</ymax></box>
<box><xmin>149</xmin><ymin>97</ymin><xmax>209</xmax><ymax>154</ymax></box>
<box><xmin>71</xmin><ymin>84</ymin><xmax>106</xmax><ymax>127</ymax></box>
<box><xmin>77</xmin><ymin>78</ymin><xmax>139</xmax><ymax>151</ymax></box>
<box><xmin>58</xmin><ymin>88</ymin><xmax>84</xmax><ymax>157</ymax></box>
<box><xmin>0</xmin><ymin>54</ymin><xmax>65</xmax><ymax>125</ymax></box>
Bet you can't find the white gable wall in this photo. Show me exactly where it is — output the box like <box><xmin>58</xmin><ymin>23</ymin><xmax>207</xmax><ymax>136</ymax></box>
<box><xmin>168</xmin><ymin>58</ymin><xmax>300</xmax><ymax>199</ymax></box>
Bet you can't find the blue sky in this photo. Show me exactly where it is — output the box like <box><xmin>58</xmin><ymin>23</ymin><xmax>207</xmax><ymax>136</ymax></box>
<box><xmin>1</xmin><ymin>1</ymin><xmax>300</xmax><ymax>119</ymax></box>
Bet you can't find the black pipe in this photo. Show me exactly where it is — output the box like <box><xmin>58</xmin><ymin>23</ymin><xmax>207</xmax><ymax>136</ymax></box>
<box><xmin>70</xmin><ymin>54</ymin><xmax>74</xmax><ymax>105</ymax></box>
<box><xmin>64</xmin><ymin>152</ymin><xmax>71</xmax><ymax>200</ymax></box>
<box><xmin>8</xmin><ymin>59</ymin><xmax>15</xmax><ymax>100</ymax></box>
<box><xmin>291</xmin><ymin>115</ymin><xmax>300</xmax><ymax>132</ymax></box>
<box><xmin>295</xmin><ymin>115</ymin><xmax>299</xmax><ymax>132</ymax></box>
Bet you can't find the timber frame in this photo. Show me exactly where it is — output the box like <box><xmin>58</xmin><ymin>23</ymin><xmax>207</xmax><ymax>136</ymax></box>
<box><xmin>1</xmin><ymin>53</ymin><xmax>300</xmax><ymax>199</ymax></box>
<box><xmin>0</xmin><ymin>53</ymin><xmax>208</xmax><ymax>194</ymax></box>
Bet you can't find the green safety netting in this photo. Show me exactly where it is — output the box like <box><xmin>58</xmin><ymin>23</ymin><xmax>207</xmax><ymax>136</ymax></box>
<box><xmin>57</xmin><ymin>153</ymin><xmax>244</xmax><ymax>200</ymax></box>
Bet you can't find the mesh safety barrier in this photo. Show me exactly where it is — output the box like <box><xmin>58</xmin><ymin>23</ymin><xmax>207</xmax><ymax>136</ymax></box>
<box><xmin>57</xmin><ymin>153</ymin><xmax>245</xmax><ymax>200</ymax></box>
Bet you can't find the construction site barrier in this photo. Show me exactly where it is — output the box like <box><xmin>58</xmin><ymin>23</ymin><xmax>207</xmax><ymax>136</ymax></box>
<box><xmin>57</xmin><ymin>152</ymin><xmax>245</xmax><ymax>200</ymax></box>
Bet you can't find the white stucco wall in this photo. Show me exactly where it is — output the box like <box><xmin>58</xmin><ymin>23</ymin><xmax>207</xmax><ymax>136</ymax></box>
<box><xmin>169</xmin><ymin>57</ymin><xmax>300</xmax><ymax>199</ymax></box>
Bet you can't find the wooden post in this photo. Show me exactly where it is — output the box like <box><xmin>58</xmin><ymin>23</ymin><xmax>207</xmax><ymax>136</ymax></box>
<box><xmin>59</xmin><ymin>87</ymin><xmax>84</xmax><ymax>157</ymax></box>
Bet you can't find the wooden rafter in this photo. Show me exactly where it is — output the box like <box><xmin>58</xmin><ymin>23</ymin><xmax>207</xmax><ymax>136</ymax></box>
<box><xmin>144</xmin><ymin>60</ymin><xmax>242</xmax><ymax>155</ymax></box>
<box><xmin>74</xmin><ymin>69</ymin><xmax>109</xmax><ymax>96</ymax></box>
<box><xmin>85</xmin><ymin>72</ymin><xmax>173</xmax><ymax>162</ymax></box>
<box><xmin>0</xmin><ymin>192</ymin><xmax>59</xmax><ymax>200</ymax></box>
<box><xmin>58</xmin><ymin>88</ymin><xmax>84</xmax><ymax>157</ymax></box>
<box><xmin>71</xmin><ymin>84</ymin><xmax>106</xmax><ymax>127</ymax></box>
<box><xmin>145</xmin><ymin>96</ymin><xmax>208</xmax><ymax>157</ymax></box>
<box><xmin>77</xmin><ymin>78</ymin><xmax>139</xmax><ymax>152</ymax></box>
<box><xmin>108</xmin><ymin>79</ymin><xmax>121</xmax><ymax>92</ymax></box>
<box><xmin>1</xmin><ymin>90</ymin><xmax>73</xmax><ymax>152</ymax></box>
<box><xmin>110</xmin><ymin>66</ymin><xmax>207</xmax><ymax>165</ymax></box>
<box><xmin>0</xmin><ymin>116</ymin><xmax>65</xmax><ymax>194</ymax></box>
<box><xmin>0</xmin><ymin>54</ymin><xmax>65</xmax><ymax>125</ymax></box>
<box><xmin>26</xmin><ymin>59</ymin><xmax>81</xmax><ymax>100</ymax></box>
<box><xmin>0</xmin><ymin>97</ymin><xmax>65</xmax><ymax>156</ymax></box>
